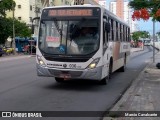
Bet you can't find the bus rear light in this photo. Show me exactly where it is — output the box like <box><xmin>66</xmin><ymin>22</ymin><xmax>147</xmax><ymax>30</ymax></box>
<box><xmin>87</xmin><ymin>57</ymin><xmax>100</xmax><ymax>69</ymax></box>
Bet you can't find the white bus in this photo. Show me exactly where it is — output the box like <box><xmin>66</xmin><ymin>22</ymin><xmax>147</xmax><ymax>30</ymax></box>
<box><xmin>35</xmin><ymin>5</ymin><xmax>130</xmax><ymax>84</ymax></box>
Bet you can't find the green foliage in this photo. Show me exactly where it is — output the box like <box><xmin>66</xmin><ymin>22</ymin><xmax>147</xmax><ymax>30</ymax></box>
<box><xmin>0</xmin><ymin>17</ymin><xmax>11</xmax><ymax>44</ymax></box>
<box><xmin>0</xmin><ymin>0</ymin><xmax>15</xmax><ymax>17</ymax></box>
<box><xmin>129</xmin><ymin>0</ymin><xmax>160</xmax><ymax>21</ymax></box>
<box><xmin>0</xmin><ymin>0</ymin><xmax>31</xmax><ymax>44</ymax></box>
<box><xmin>13</xmin><ymin>18</ymin><xmax>32</xmax><ymax>37</ymax></box>
<box><xmin>0</xmin><ymin>17</ymin><xmax>31</xmax><ymax>44</ymax></box>
<box><xmin>132</xmin><ymin>31</ymin><xmax>150</xmax><ymax>41</ymax></box>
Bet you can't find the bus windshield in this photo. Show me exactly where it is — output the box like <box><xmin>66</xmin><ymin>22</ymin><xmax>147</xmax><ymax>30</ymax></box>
<box><xmin>38</xmin><ymin>18</ymin><xmax>100</xmax><ymax>55</ymax></box>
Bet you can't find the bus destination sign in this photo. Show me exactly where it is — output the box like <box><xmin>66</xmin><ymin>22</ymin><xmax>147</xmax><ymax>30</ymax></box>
<box><xmin>48</xmin><ymin>9</ymin><xmax>93</xmax><ymax>17</ymax></box>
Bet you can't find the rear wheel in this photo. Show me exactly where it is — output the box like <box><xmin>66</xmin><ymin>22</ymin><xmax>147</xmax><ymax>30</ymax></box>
<box><xmin>55</xmin><ymin>77</ymin><xmax>64</xmax><ymax>83</ymax></box>
<box><xmin>119</xmin><ymin>56</ymin><xmax>126</xmax><ymax>72</ymax></box>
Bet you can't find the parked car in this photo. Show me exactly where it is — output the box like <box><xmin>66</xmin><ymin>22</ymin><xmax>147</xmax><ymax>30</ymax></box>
<box><xmin>0</xmin><ymin>47</ymin><xmax>5</xmax><ymax>57</ymax></box>
<box><xmin>3</xmin><ymin>47</ymin><xmax>14</xmax><ymax>54</ymax></box>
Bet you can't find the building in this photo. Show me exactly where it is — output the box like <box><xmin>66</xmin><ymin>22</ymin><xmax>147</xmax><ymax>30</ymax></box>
<box><xmin>110</xmin><ymin>1</ymin><xmax>116</xmax><ymax>14</ymax></box>
<box><xmin>7</xmin><ymin>0</ymin><xmax>42</xmax><ymax>27</ymax></box>
<box><xmin>110</xmin><ymin>0</ymin><xmax>123</xmax><ymax>19</ymax></box>
<box><xmin>109</xmin><ymin>0</ymin><xmax>137</xmax><ymax>32</ymax></box>
<box><xmin>98</xmin><ymin>0</ymin><xmax>107</xmax><ymax>9</ymax></box>
<box><xmin>71</xmin><ymin>0</ymin><xmax>99</xmax><ymax>5</ymax></box>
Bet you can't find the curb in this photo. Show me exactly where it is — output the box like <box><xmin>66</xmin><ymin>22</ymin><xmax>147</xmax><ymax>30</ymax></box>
<box><xmin>102</xmin><ymin>62</ymin><xmax>152</xmax><ymax>120</ymax></box>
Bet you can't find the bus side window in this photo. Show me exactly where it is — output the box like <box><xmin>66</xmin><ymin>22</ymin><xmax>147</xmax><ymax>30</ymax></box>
<box><xmin>103</xmin><ymin>21</ymin><xmax>107</xmax><ymax>47</ymax></box>
<box><xmin>123</xmin><ymin>26</ymin><xmax>126</xmax><ymax>42</ymax></box>
<box><xmin>103</xmin><ymin>17</ymin><xmax>109</xmax><ymax>48</ymax></box>
<box><xmin>111</xmin><ymin>19</ymin><xmax>114</xmax><ymax>41</ymax></box>
<box><xmin>116</xmin><ymin>21</ymin><xmax>118</xmax><ymax>41</ymax></box>
<box><xmin>126</xmin><ymin>27</ymin><xmax>128</xmax><ymax>42</ymax></box>
<box><xmin>120</xmin><ymin>24</ymin><xmax>122</xmax><ymax>41</ymax></box>
<box><xmin>121</xmin><ymin>24</ymin><xmax>123</xmax><ymax>42</ymax></box>
<box><xmin>128</xmin><ymin>28</ymin><xmax>131</xmax><ymax>41</ymax></box>
<box><xmin>108</xmin><ymin>18</ymin><xmax>112</xmax><ymax>41</ymax></box>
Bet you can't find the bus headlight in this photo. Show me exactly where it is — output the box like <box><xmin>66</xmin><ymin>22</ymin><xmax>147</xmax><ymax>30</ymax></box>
<box><xmin>87</xmin><ymin>57</ymin><xmax>100</xmax><ymax>69</ymax></box>
<box><xmin>37</xmin><ymin>55</ymin><xmax>46</xmax><ymax>67</ymax></box>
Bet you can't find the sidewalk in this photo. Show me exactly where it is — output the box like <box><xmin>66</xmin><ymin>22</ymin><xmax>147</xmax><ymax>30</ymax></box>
<box><xmin>103</xmin><ymin>51</ymin><xmax>160</xmax><ymax>120</ymax></box>
<box><xmin>131</xmin><ymin>47</ymin><xmax>144</xmax><ymax>52</ymax></box>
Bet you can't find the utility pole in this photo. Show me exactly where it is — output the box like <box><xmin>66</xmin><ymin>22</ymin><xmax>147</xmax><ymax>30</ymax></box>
<box><xmin>12</xmin><ymin>2</ymin><xmax>16</xmax><ymax>55</ymax></box>
<box><xmin>153</xmin><ymin>21</ymin><xmax>156</xmax><ymax>63</ymax></box>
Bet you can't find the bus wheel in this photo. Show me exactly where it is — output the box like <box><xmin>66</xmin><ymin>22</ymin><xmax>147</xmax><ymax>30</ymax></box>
<box><xmin>119</xmin><ymin>56</ymin><xmax>126</xmax><ymax>72</ymax></box>
<box><xmin>55</xmin><ymin>77</ymin><xmax>64</xmax><ymax>83</ymax></box>
<box><xmin>99</xmin><ymin>61</ymin><xmax>112</xmax><ymax>85</ymax></box>
<box><xmin>107</xmin><ymin>60</ymin><xmax>112</xmax><ymax>79</ymax></box>
<box><xmin>99</xmin><ymin>77</ymin><xmax>108</xmax><ymax>85</ymax></box>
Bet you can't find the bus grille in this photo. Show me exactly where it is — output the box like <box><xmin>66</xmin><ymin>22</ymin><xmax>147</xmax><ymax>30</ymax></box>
<box><xmin>48</xmin><ymin>69</ymin><xmax>83</xmax><ymax>78</ymax></box>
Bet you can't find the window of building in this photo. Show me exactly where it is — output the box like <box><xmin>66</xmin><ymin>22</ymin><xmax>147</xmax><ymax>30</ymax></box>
<box><xmin>29</xmin><ymin>17</ymin><xmax>32</xmax><ymax>22</ymax></box>
<box><xmin>18</xmin><ymin>5</ymin><xmax>21</xmax><ymax>9</ymax></box>
<box><xmin>18</xmin><ymin>17</ymin><xmax>21</xmax><ymax>20</ymax></box>
<box><xmin>30</xmin><ymin>5</ymin><xmax>32</xmax><ymax>11</ymax></box>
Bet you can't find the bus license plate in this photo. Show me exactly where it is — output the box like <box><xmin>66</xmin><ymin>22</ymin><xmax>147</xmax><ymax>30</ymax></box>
<box><xmin>59</xmin><ymin>74</ymin><xmax>71</xmax><ymax>79</ymax></box>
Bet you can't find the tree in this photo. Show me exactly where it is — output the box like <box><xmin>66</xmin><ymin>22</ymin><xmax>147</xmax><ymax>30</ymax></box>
<box><xmin>0</xmin><ymin>17</ymin><xmax>11</xmax><ymax>44</ymax></box>
<box><xmin>0</xmin><ymin>0</ymin><xmax>31</xmax><ymax>45</ymax></box>
<box><xmin>131</xmin><ymin>31</ymin><xmax>150</xmax><ymax>47</ymax></box>
<box><xmin>129</xmin><ymin>0</ymin><xmax>160</xmax><ymax>21</ymax></box>
<box><xmin>0</xmin><ymin>0</ymin><xmax>15</xmax><ymax>17</ymax></box>
<box><xmin>132</xmin><ymin>31</ymin><xmax>150</xmax><ymax>41</ymax></box>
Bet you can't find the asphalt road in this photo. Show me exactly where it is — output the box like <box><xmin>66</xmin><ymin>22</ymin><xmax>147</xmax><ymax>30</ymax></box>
<box><xmin>0</xmin><ymin>46</ymin><xmax>154</xmax><ymax>120</ymax></box>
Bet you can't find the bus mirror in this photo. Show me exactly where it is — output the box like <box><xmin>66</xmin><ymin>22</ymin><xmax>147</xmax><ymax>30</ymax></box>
<box><xmin>105</xmin><ymin>23</ymin><xmax>110</xmax><ymax>32</ymax></box>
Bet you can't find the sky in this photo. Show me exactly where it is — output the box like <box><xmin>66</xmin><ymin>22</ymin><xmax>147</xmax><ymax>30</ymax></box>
<box><xmin>106</xmin><ymin>0</ymin><xmax>160</xmax><ymax>35</ymax></box>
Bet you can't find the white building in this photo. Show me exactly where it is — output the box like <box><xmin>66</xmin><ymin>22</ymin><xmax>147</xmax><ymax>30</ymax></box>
<box><xmin>7</xmin><ymin>0</ymin><xmax>41</xmax><ymax>27</ymax></box>
<box><xmin>109</xmin><ymin>0</ymin><xmax>137</xmax><ymax>33</ymax></box>
<box><xmin>109</xmin><ymin>1</ymin><xmax>116</xmax><ymax>15</ymax></box>
<box><xmin>99</xmin><ymin>0</ymin><xmax>107</xmax><ymax>9</ymax></box>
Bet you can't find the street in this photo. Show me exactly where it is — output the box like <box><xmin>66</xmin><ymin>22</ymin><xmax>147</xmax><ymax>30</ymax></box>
<box><xmin>0</xmin><ymin>46</ymin><xmax>155</xmax><ymax>120</ymax></box>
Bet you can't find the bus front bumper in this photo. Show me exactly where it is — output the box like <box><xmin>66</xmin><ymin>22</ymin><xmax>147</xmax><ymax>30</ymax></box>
<box><xmin>36</xmin><ymin>64</ymin><xmax>102</xmax><ymax>80</ymax></box>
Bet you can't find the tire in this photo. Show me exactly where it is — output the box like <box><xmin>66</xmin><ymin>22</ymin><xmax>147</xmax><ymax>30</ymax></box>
<box><xmin>99</xmin><ymin>61</ymin><xmax>112</xmax><ymax>85</ymax></box>
<box><xmin>119</xmin><ymin>56</ymin><xmax>126</xmax><ymax>72</ymax></box>
<box><xmin>55</xmin><ymin>77</ymin><xmax>64</xmax><ymax>83</ymax></box>
<box><xmin>99</xmin><ymin>77</ymin><xmax>108</xmax><ymax>85</ymax></box>
<box><xmin>108</xmin><ymin>61</ymin><xmax>112</xmax><ymax>79</ymax></box>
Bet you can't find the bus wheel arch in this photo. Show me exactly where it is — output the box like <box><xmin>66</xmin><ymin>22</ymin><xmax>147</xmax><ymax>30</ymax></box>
<box><xmin>99</xmin><ymin>57</ymin><xmax>113</xmax><ymax>85</ymax></box>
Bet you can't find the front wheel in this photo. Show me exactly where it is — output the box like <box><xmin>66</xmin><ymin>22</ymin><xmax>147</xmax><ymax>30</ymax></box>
<box><xmin>99</xmin><ymin>77</ymin><xmax>108</xmax><ymax>85</ymax></box>
<box><xmin>55</xmin><ymin>77</ymin><xmax>64</xmax><ymax>83</ymax></box>
<box><xmin>99</xmin><ymin>62</ymin><xmax>112</xmax><ymax>85</ymax></box>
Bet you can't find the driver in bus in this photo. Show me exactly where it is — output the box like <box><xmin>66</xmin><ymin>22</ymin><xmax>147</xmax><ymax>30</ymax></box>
<box><xmin>74</xmin><ymin>27</ymin><xmax>99</xmax><ymax>53</ymax></box>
